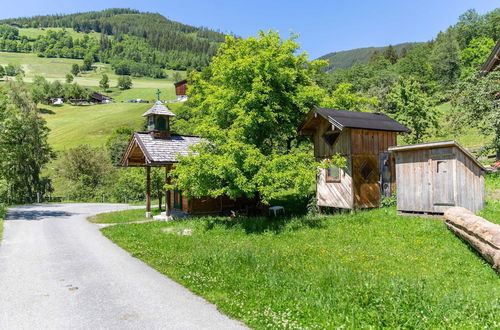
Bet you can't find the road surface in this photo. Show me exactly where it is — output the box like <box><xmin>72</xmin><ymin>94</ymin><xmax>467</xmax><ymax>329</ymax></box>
<box><xmin>0</xmin><ymin>203</ymin><xmax>245</xmax><ymax>330</ymax></box>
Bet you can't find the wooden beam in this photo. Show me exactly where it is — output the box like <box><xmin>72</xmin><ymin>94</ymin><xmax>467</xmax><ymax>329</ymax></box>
<box><xmin>166</xmin><ymin>166</ymin><xmax>172</xmax><ymax>216</ymax></box>
<box><xmin>146</xmin><ymin>166</ymin><xmax>151</xmax><ymax>218</ymax></box>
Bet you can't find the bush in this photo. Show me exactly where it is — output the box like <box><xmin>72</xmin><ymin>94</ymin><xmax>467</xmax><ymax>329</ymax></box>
<box><xmin>380</xmin><ymin>192</ymin><xmax>397</xmax><ymax>207</ymax></box>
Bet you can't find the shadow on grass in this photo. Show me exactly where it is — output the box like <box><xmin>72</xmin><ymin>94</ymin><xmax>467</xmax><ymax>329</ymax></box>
<box><xmin>38</xmin><ymin>108</ymin><xmax>55</xmax><ymax>114</ymax></box>
<box><xmin>201</xmin><ymin>215</ymin><xmax>327</xmax><ymax>235</ymax></box>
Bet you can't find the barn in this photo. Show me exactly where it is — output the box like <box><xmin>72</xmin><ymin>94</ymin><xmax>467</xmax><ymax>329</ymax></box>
<box><xmin>298</xmin><ymin>106</ymin><xmax>410</xmax><ymax>209</ymax></box>
<box><xmin>389</xmin><ymin>140</ymin><xmax>486</xmax><ymax>215</ymax></box>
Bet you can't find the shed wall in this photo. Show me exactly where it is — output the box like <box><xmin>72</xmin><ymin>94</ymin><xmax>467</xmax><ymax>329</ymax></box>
<box><xmin>394</xmin><ymin>146</ymin><xmax>485</xmax><ymax>214</ymax></box>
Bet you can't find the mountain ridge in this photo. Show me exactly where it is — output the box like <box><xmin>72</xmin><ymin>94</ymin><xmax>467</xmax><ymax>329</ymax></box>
<box><xmin>318</xmin><ymin>42</ymin><xmax>423</xmax><ymax>72</ymax></box>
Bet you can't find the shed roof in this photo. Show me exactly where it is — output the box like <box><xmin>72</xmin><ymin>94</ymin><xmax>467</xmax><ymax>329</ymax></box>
<box><xmin>299</xmin><ymin>106</ymin><xmax>411</xmax><ymax>134</ymax></box>
<box><xmin>388</xmin><ymin>140</ymin><xmax>486</xmax><ymax>171</ymax></box>
<box><xmin>174</xmin><ymin>79</ymin><xmax>188</xmax><ymax>87</ymax></box>
<box><xmin>121</xmin><ymin>133</ymin><xmax>205</xmax><ymax>166</ymax></box>
<box><xmin>142</xmin><ymin>101</ymin><xmax>176</xmax><ymax>117</ymax></box>
<box><xmin>480</xmin><ymin>39</ymin><xmax>500</xmax><ymax>74</ymax></box>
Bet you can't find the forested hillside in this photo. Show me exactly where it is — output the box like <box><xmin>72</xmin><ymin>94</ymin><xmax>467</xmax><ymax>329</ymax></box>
<box><xmin>319</xmin><ymin>42</ymin><xmax>421</xmax><ymax>72</ymax></box>
<box><xmin>0</xmin><ymin>9</ymin><xmax>226</xmax><ymax>76</ymax></box>
<box><xmin>319</xmin><ymin>8</ymin><xmax>499</xmax><ymax>157</ymax></box>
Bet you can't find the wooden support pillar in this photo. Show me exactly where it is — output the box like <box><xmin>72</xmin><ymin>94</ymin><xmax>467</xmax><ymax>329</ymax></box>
<box><xmin>146</xmin><ymin>166</ymin><xmax>151</xmax><ymax>218</ymax></box>
<box><xmin>165</xmin><ymin>166</ymin><xmax>172</xmax><ymax>216</ymax></box>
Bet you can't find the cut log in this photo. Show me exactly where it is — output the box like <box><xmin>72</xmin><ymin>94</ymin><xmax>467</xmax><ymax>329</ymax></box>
<box><xmin>444</xmin><ymin>207</ymin><xmax>500</xmax><ymax>272</ymax></box>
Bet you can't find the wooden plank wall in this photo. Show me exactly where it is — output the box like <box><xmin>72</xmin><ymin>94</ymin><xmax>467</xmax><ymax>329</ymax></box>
<box><xmin>313</xmin><ymin>120</ymin><xmax>351</xmax><ymax>158</ymax></box>
<box><xmin>317</xmin><ymin>156</ymin><xmax>353</xmax><ymax>208</ymax></box>
<box><xmin>313</xmin><ymin>119</ymin><xmax>353</xmax><ymax>208</ymax></box>
<box><xmin>395</xmin><ymin>149</ymin><xmax>432</xmax><ymax>213</ymax></box>
<box><xmin>351</xmin><ymin>129</ymin><xmax>397</xmax><ymax>155</ymax></box>
<box><xmin>395</xmin><ymin>146</ymin><xmax>485</xmax><ymax>214</ymax></box>
<box><xmin>455</xmin><ymin>148</ymin><xmax>485</xmax><ymax>213</ymax></box>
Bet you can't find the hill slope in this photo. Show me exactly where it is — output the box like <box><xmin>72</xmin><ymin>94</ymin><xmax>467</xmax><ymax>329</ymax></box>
<box><xmin>0</xmin><ymin>8</ymin><xmax>226</xmax><ymax>71</ymax></box>
<box><xmin>318</xmin><ymin>42</ymin><xmax>421</xmax><ymax>72</ymax></box>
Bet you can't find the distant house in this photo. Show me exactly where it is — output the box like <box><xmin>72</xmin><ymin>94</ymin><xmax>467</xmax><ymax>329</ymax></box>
<box><xmin>298</xmin><ymin>106</ymin><xmax>410</xmax><ymax>210</ymax></box>
<box><xmin>50</xmin><ymin>98</ymin><xmax>64</xmax><ymax>105</ymax></box>
<box><xmin>389</xmin><ymin>140</ymin><xmax>485</xmax><ymax>215</ymax></box>
<box><xmin>174</xmin><ymin>79</ymin><xmax>188</xmax><ymax>101</ymax></box>
<box><xmin>480</xmin><ymin>39</ymin><xmax>500</xmax><ymax>75</ymax></box>
<box><xmin>91</xmin><ymin>91</ymin><xmax>113</xmax><ymax>104</ymax></box>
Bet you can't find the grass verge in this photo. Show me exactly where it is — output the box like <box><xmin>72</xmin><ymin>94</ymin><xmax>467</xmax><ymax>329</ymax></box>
<box><xmin>88</xmin><ymin>207</ymin><xmax>160</xmax><ymax>224</ymax></box>
<box><xmin>102</xmin><ymin>207</ymin><xmax>500</xmax><ymax>328</ymax></box>
<box><xmin>0</xmin><ymin>204</ymin><xmax>6</xmax><ymax>240</ymax></box>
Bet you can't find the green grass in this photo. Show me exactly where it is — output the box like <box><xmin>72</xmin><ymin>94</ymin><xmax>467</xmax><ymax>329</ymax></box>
<box><xmin>40</xmin><ymin>102</ymin><xmax>150</xmax><ymax>150</ymax></box>
<box><xmin>88</xmin><ymin>207</ymin><xmax>160</xmax><ymax>224</ymax></box>
<box><xmin>0</xmin><ymin>204</ymin><xmax>6</xmax><ymax>241</ymax></box>
<box><xmin>18</xmin><ymin>27</ymin><xmax>102</xmax><ymax>40</ymax></box>
<box><xmin>0</xmin><ymin>51</ymin><xmax>182</xmax><ymax>90</ymax></box>
<box><xmin>102</xmin><ymin>207</ymin><xmax>500</xmax><ymax>328</ymax></box>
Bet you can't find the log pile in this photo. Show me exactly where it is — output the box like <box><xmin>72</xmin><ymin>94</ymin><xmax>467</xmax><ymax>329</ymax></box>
<box><xmin>444</xmin><ymin>207</ymin><xmax>500</xmax><ymax>272</ymax></box>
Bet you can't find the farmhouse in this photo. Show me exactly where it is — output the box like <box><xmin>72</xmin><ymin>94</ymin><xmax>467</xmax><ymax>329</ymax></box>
<box><xmin>120</xmin><ymin>101</ymin><xmax>257</xmax><ymax>217</ymax></box>
<box><xmin>389</xmin><ymin>140</ymin><xmax>486</xmax><ymax>215</ymax></box>
<box><xmin>91</xmin><ymin>91</ymin><xmax>113</xmax><ymax>104</ymax></box>
<box><xmin>298</xmin><ymin>106</ymin><xmax>410</xmax><ymax>209</ymax></box>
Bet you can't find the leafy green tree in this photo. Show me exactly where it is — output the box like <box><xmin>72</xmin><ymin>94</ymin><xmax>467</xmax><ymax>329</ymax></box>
<box><xmin>5</xmin><ymin>63</ymin><xmax>20</xmax><ymax>76</ymax></box>
<box><xmin>383</xmin><ymin>45</ymin><xmax>398</xmax><ymax>64</ymax></box>
<box><xmin>168</xmin><ymin>31</ymin><xmax>340</xmax><ymax>204</ymax></box>
<box><xmin>460</xmin><ymin>37</ymin><xmax>495</xmax><ymax>77</ymax></box>
<box><xmin>56</xmin><ymin>144</ymin><xmax>114</xmax><ymax>200</ymax></box>
<box><xmin>82</xmin><ymin>54</ymin><xmax>94</xmax><ymax>71</ymax></box>
<box><xmin>429</xmin><ymin>31</ymin><xmax>461</xmax><ymax>89</ymax></box>
<box><xmin>30</xmin><ymin>75</ymin><xmax>50</xmax><ymax>104</ymax></box>
<box><xmin>99</xmin><ymin>73</ymin><xmax>109</xmax><ymax>91</ymax></box>
<box><xmin>387</xmin><ymin>77</ymin><xmax>437</xmax><ymax>143</ymax></box>
<box><xmin>320</xmin><ymin>83</ymin><xmax>378</xmax><ymax>111</ymax></box>
<box><xmin>0</xmin><ymin>65</ymin><xmax>4</xmax><ymax>79</ymax></box>
<box><xmin>0</xmin><ymin>81</ymin><xmax>54</xmax><ymax>203</ymax></box>
<box><xmin>106</xmin><ymin>126</ymin><xmax>134</xmax><ymax>165</ymax></box>
<box><xmin>452</xmin><ymin>71</ymin><xmax>500</xmax><ymax>159</ymax></box>
<box><xmin>117</xmin><ymin>75</ymin><xmax>132</xmax><ymax>90</ymax></box>
<box><xmin>396</xmin><ymin>44</ymin><xmax>434</xmax><ymax>87</ymax></box>
<box><xmin>71</xmin><ymin>63</ymin><xmax>80</xmax><ymax>76</ymax></box>
<box><xmin>65</xmin><ymin>73</ymin><xmax>74</xmax><ymax>83</ymax></box>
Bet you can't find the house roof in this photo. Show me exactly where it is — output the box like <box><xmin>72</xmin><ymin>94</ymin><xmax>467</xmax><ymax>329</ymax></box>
<box><xmin>121</xmin><ymin>133</ymin><xmax>205</xmax><ymax>166</ymax></box>
<box><xmin>142</xmin><ymin>101</ymin><xmax>176</xmax><ymax>117</ymax></box>
<box><xmin>91</xmin><ymin>91</ymin><xmax>112</xmax><ymax>101</ymax></box>
<box><xmin>174</xmin><ymin>79</ymin><xmax>188</xmax><ymax>87</ymax></box>
<box><xmin>481</xmin><ymin>39</ymin><xmax>500</xmax><ymax>74</ymax></box>
<box><xmin>388</xmin><ymin>140</ymin><xmax>486</xmax><ymax>171</ymax></box>
<box><xmin>299</xmin><ymin>106</ymin><xmax>411</xmax><ymax>134</ymax></box>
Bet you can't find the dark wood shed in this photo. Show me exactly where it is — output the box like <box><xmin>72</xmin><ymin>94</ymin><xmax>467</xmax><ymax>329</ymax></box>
<box><xmin>299</xmin><ymin>106</ymin><xmax>410</xmax><ymax>209</ymax></box>
<box><xmin>389</xmin><ymin>140</ymin><xmax>486</xmax><ymax>215</ymax></box>
<box><xmin>174</xmin><ymin>79</ymin><xmax>188</xmax><ymax>96</ymax></box>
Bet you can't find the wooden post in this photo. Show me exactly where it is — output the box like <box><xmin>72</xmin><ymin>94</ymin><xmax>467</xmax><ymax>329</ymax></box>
<box><xmin>166</xmin><ymin>166</ymin><xmax>172</xmax><ymax>216</ymax></box>
<box><xmin>146</xmin><ymin>166</ymin><xmax>151</xmax><ymax>218</ymax></box>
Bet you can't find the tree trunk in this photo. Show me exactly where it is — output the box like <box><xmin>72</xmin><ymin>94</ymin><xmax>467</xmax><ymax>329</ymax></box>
<box><xmin>445</xmin><ymin>207</ymin><xmax>500</xmax><ymax>272</ymax></box>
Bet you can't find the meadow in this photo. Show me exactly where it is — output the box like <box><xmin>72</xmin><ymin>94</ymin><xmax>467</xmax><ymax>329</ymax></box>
<box><xmin>101</xmin><ymin>205</ymin><xmax>499</xmax><ymax>329</ymax></box>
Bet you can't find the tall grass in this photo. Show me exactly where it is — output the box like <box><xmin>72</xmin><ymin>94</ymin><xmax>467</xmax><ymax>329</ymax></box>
<box><xmin>102</xmin><ymin>207</ymin><xmax>500</xmax><ymax>328</ymax></box>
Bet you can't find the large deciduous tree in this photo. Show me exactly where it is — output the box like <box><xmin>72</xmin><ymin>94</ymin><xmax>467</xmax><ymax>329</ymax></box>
<box><xmin>169</xmin><ymin>31</ymin><xmax>335</xmax><ymax>204</ymax></box>
<box><xmin>0</xmin><ymin>81</ymin><xmax>54</xmax><ymax>203</ymax></box>
<box><xmin>387</xmin><ymin>77</ymin><xmax>437</xmax><ymax>144</ymax></box>
<box><xmin>452</xmin><ymin>71</ymin><xmax>500</xmax><ymax>159</ymax></box>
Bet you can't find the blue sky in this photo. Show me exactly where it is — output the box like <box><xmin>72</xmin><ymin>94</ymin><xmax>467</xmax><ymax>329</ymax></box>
<box><xmin>1</xmin><ymin>0</ymin><xmax>498</xmax><ymax>58</ymax></box>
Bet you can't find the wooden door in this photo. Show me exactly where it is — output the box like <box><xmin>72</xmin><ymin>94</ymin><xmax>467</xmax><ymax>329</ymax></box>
<box><xmin>353</xmin><ymin>155</ymin><xmax>380</xmax><ymax>208</ymax></box>
<box><xmin>432</xmin><ymin>158</ymin><xmax>455</xmax><ymax>206</ymax></box>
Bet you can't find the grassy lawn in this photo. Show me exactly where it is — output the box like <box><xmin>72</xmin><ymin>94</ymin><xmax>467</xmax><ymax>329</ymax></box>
<box><xmin>88</xmin><ymin>207</ymin><xmax>160</xmax><ymax>224</ymax></box>
<box><xmin>40</xmin><ymin>102</ymin><xmax>150</xmax><ymax>150</ymax></box>
<box><xmin>101</xmin><ymin>207</ymin><xmax>500</xmax><ymax>328</ymax></box>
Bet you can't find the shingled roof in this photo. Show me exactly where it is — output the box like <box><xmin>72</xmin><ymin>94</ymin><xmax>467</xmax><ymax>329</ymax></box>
<box><xmin>121</xmin><ymin>133</ymin><xmax>206</xmax><ymax>166</ymax></box>
<box><xmin>299</xmin><ymin>106</ymin><xmax>411</xmax><ymax>134</ymax></box>
<box><xmin>481</xmin><ymin>39</ymin><xmax>500</xmax><ymax>75</ymax></box>
<box><xmin>142</xmin><ymin>101</ymin><xmax>176</xmax><ymax>117</ymax></box>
